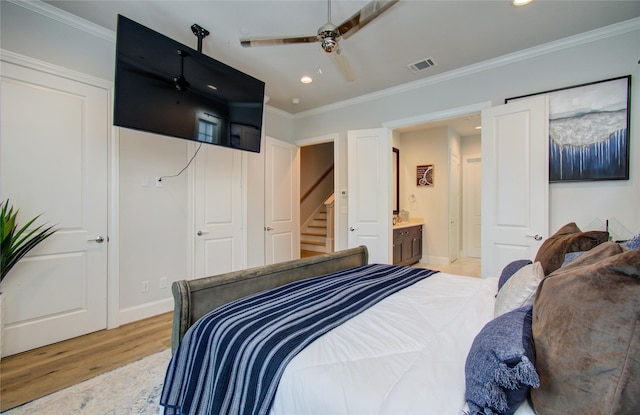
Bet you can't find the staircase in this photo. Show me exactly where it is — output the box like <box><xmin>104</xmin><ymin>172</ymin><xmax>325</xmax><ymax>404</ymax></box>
<box><xmin>300</xmin><ymin>206</ymin><xmax>328</xmax><ymax>253</ymax></box>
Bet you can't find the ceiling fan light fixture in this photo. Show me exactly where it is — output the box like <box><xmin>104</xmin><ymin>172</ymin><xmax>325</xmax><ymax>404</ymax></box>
<box><xmin>320</xmin><ymin>36</ymin><xmax>338</xmax><ymax>53</ymax></box>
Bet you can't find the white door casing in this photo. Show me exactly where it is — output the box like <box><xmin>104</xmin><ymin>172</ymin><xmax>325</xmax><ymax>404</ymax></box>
<box><xmin>264</xmin><ymin>137</ymin><xmax>300</xmax><ymax>265</ymax></box>
<box><xmin>347</xmin><ymin>128</ymin><xmax>392</xmax><ymax>264</ymax></box>
<box><xmin>481</xmin><ymin>95</ymin><xmax>549</xmax><ymax>277</ymax></box>
<box><xmin>0</xmin><ymin>61</ymin><xmax>109</xmax><ymax>356</ymax></box>
<box><xmin>463</xmin><ymin>155</ymin><xmax>482</xmax><ymax>258</ymax></box>
<box><xmin>194</xmin><ymin>144</ymin><xmax>244</xmax><ymax>278</ymax></box>
<box><xmin>449</xmin><ymin>152</ymin><xmax>461</xmax><ymax>263</ymax></box>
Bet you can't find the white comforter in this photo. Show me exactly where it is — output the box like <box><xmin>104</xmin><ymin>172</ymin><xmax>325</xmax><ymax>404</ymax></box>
<box><xmin>269</xmin><ymin>272</ymin><xmax>536</xmax><ymax>415</ymax></box>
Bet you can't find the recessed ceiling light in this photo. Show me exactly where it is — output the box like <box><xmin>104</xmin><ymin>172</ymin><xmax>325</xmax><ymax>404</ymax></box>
<box><xmin>512</xmin><ymin>0</ymin><xmax>533</xmax><ymax>6</ymax></box>
<box><xmin>300</xmin><ymin>76</ymin><xmax>313</xmax><ymax>84</ymax></box>
<box><xmin>475</xmin><ymin>126</ymin><xmax>482</xmax><ymax>130</ymax></box>
<box><xmin>292</xmin><ymin>98</ymin><xmax>300</xmax><ymax>105</ymax></box>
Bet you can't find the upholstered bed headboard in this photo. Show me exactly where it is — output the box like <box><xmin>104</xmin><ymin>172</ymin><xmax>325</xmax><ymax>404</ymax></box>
<box><xmin>170</xmin><ymin>245</ymin><xmax>369</xmax><ymax>351</ymax></box>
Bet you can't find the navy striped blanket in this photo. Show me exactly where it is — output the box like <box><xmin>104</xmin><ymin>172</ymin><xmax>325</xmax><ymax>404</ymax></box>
<box><xmin>160</xmin><ymin>264</ymin><xmax>437</xmax><ymax>415</ymax></box>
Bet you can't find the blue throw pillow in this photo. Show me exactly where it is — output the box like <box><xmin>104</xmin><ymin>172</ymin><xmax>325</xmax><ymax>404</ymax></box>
<box><xmin>498</xmin><ymin>260</ymin><xmax>532</xmax><ymax>291</ymax></box>
<box><xmin>464</xmin><ymin>305</ymin><xmax>539</xmax><ymax>415</ymax></box>
<box><xmin>622</xmin><ymin>233</ymin><xmax>640</xmax><ymax>251</ymax></box>
<box><xmin>561</xmin><ymin>251</ymin><xmax>585</xmax><ymax>267</ymax></box>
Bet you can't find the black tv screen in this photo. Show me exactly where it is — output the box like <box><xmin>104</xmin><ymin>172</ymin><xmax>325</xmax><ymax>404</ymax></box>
<box><xmin>114</xmin><ymin>15</ymin><xmax>265</xmax><ymax>152</ymax></box>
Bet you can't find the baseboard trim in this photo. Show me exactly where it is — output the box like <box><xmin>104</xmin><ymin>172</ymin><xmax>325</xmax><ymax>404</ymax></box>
<box><xmin>119</xmin><ymin>298</ymin><xmax>173</xmax><ymax>326</ymax></box>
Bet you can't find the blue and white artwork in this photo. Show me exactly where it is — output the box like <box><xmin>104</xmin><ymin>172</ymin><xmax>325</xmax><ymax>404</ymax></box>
<box><xmin>547</xmin><ymin>76</ymin><xmax>630</xmax><ymax>182</ymax></box>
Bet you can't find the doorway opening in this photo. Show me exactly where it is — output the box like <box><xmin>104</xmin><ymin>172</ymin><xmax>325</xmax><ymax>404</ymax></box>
<box><xmin>389</xmin><ymin>105</ymin><xmax>486</xmax><ymax>268</ymax></box>
<box><xmin>299</xmin><ymin>141</ymin><xmax>336</xmax><ymax>258</ymax></box>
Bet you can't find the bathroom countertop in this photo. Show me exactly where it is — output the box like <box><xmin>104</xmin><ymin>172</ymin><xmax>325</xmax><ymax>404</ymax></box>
<box><xmin>393</xmin><ymin>218</ymin><xmax>424</xmax><ymax>230</ymax></box>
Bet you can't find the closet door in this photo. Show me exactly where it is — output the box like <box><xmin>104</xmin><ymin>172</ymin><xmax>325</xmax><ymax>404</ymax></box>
<box><xmin>1</xmin><ymin>60</ymin><xmax>109</xmax><ymax>356</ymax></box>
<box><xmin>193</xmin><ymin>145</ymin><xmax>244</xmax><ymax>277</ymax></box>
<box><xmin>480</xmin><ymin>95</ymin><xmax>549</xmax><ymax>277</ymax></box>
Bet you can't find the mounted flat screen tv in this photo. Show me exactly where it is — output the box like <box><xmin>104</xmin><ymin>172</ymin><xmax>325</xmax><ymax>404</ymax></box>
<box><xmin>114</xmin><ymin>15</ymin><xmax>265</xmax><ymax>153</ymax></box>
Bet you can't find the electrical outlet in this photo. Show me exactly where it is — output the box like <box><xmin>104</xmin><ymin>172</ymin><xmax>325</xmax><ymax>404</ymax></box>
<box><xmin>159</xmin><ymin>277</ymin><xmax>168</xmax><ymax>289</ymax></box>
<box><xmin>142</xmin><ymin>281</ymin><xmax>150</xmax><ymax>293</ymax></box>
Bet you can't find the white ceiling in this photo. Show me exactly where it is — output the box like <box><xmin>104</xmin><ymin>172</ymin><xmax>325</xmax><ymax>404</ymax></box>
<box><xmin>44</xmin><ymin>0</ymin><xmax>640</xmax><ymax>128</ymax></box>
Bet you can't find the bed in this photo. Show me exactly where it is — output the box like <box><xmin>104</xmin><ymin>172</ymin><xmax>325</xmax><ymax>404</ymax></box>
<box><xmin>161</xmin><ymin>224</ymin><xmax>640</xmax><ymax>415</ymax></box>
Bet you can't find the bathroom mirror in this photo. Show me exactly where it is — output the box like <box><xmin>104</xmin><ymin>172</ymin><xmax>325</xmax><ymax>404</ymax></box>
<box><xmin>393</xmin><ymin>147</ymin><xmax>399</xmax><ymax>215</ymax></box>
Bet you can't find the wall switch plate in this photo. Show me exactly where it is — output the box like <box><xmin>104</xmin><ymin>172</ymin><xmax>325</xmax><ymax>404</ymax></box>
<box><xmin>142</xmin><ymin>281</ymin><xmax>150</xmax><ymax>292</ymax></box>
<box><xmin>154</xmin><ymin>177</ymin><xmax>163</xmax><ymax>188</ymax></box>
<box><xmin>159</xmin><ymin>277</ymin><xmax>168</xmax><ymax>289</ymax></box>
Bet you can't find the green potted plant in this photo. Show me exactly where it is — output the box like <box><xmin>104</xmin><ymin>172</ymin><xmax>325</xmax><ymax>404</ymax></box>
<box><xmin>1</xmin><ymin>199</ymin><xmax>57</xmax><ymax>356</ymax></box>
<box><xmin>1</xmin><ymin>199</ymin><xmax>57</xmax><ymax>283</ymax></box>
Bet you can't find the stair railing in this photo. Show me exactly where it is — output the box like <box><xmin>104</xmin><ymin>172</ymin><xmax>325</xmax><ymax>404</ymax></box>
<box><xmin>300</xmin><ymin>164</ymin><xmax>334</xmax><ymax>204</ymax></box>
<box><xmin>324</xmin><ymin>193</ymin><xmax>335</xmax><ymax>252</ymax></box>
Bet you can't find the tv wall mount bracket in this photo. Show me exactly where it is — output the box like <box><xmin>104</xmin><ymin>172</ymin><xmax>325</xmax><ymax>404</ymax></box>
<box><xmin>191</xmin><ymin>23</ymin><xmax>210</xmax><ymax>53</ymax></box>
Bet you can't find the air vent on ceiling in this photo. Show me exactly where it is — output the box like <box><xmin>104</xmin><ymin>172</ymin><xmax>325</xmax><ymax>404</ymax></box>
<box><xmin>407</xmin><ymin>57</ymin><xmax>436</xmax><ymax>73</ymax></box>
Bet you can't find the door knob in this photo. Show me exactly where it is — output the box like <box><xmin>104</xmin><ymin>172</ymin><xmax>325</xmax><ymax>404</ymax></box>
<box><xmin>197</xmin><ymin>230</ymin><xmax>209</xmax><ymax>236</ymax></box>
<box><xmin>88</xmin><ymin>236</ymin><xmax>105</xmax><ymax>243</ymax></box>
<box><xmin>526</xmin><ymin>234</ymin><xmax>543</xmax><ymax>241</ymax></box>
<box><xmin>265</xmin><ymin>226</ymin><xmax>274</xmax><ymax>231</ymax></box>
<box><xmin>349</xmin><ymin>226</ymin><xmax>359</xmax><ymax>231</ymax></box>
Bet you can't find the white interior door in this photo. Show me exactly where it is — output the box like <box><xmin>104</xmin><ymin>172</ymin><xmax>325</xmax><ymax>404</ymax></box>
<box><xmin>481</xmin><ymin>95</ymin><xmax>549</xmax><ymax>277</ymax></box>
<box><xmin>463</xmin><ymin>155</ymin><xmax>482</xmax><ymax>258</ymax></box>
<box><xmin>0</xmin><ymin>61</ymin><xmax>108</xmax><ymax>356</ymax></box>
<box><xmin>194</xmin><ymin>144</ymin><xmax>244</xmax><ymax>277</ymax></box>
<box><xmin>264</xmin><ymin>137</ymin><xmax>299</xmax><ymax>265</ymax></box>
<box><xmin>347</xmin><ymin>128</ymin><xmax>392</xmax><ymax>264</ymax></box>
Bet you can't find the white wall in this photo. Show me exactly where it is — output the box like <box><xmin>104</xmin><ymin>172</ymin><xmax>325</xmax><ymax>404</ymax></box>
<box><xmin>294</xmin><ymin>21</ymin><xmax>640</xmax><ymax>239</ymax></box>
<box><xmin>399</xmin><ymin>127</ymin><xmax>451</xmax><ymax>263</ymax></box>
<box><xmin>118</xmin><ymin>129</ymin><xmax>189</xmax><ymax>317</ymax></box>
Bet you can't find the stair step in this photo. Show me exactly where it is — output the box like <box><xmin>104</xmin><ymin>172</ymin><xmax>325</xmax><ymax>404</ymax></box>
<box><xmin>303</xmin><ymin>230</ymin><xmax>327</xmax><ymax>237</ymax></box>
<box><xmin>301</xmin><ymin>239</ymin><xmax>326</xmax><ymax>246</ymax></box>
<box><xmin>308</xmin><ymin>224</ymin><xmax>326</xmax><ymax>229</ymax></box>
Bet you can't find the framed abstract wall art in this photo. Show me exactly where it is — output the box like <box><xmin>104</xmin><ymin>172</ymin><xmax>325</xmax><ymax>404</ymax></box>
<box><xmin>506</xmin><ymin>75</ymin><xmax>631</xmax><ymax>182</ymax></box>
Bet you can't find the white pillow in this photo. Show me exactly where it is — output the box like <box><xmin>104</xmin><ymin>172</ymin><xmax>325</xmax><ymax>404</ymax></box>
<box><xmin>494</xmin><ymin>261</ymin><xmax>544</xmax><ymax>317</ymax></box>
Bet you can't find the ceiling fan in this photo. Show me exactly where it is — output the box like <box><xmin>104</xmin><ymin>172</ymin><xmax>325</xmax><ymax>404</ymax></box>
<box><xmin>240</xmin><ymin>0</ymin><xmax>399</xmax><ymax>81</ymax></box>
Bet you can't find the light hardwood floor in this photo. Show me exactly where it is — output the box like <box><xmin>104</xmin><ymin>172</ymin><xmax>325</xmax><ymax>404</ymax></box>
<box><xmin>0</xmin><ymin>312</ymin><xmax>173</xmax><ymax>412</ymax></box>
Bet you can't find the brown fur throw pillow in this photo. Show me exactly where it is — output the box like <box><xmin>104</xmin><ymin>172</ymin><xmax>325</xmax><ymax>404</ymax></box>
<box><xmin>531</xmin><ymin>242</ymin><xmax>640</xmax><ymax>414</ymax></box>
<box><xmin>534</xmin><ymin>222</ymin><xmax>609</xmax><ymax>275</ymax></box>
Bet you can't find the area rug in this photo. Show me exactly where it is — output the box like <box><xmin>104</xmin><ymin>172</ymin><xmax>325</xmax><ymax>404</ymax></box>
<box><xmin>4</xmin><ymin>348</ymin><xmax>172</xmax><ymax>415</ymax></box>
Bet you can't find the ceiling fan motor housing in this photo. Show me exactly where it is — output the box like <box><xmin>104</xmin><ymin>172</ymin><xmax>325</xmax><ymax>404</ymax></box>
<box><xmin>317</xmin><ymin>22</ymin><xmax>339</xmax><ymax>52</ymax></box>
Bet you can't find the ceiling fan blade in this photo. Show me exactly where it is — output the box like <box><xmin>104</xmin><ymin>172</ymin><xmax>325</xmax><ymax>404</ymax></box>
<box><xmin>240</xmin><ymin>35</ymin><xmax>318</xmax><ymax>48</ymax></box>
<box><xmin>331</xmin><ymin>47</ymin><xmax>357</xmax><ymax>82</ymax></box>
<box><xmin>338</xmin><ymin>0</ymin><xmax>399</xmax><ymax>40</ymax></box>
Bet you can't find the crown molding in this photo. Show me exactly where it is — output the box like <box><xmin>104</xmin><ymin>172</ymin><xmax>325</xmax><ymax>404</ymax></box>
<box><xmin>8</xmin><ymin>0</ymin><xmax>115</xmax><ymax>42</ymax></box>
<box><xmin>1</xmin><ymin>48</ymin><xmax>113</xmax><ymax>89</ymax></box>
<box><xmin>293</xmin><ymin>17</ymin><xmax>640</xmax><ymax>120</ymax></box>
